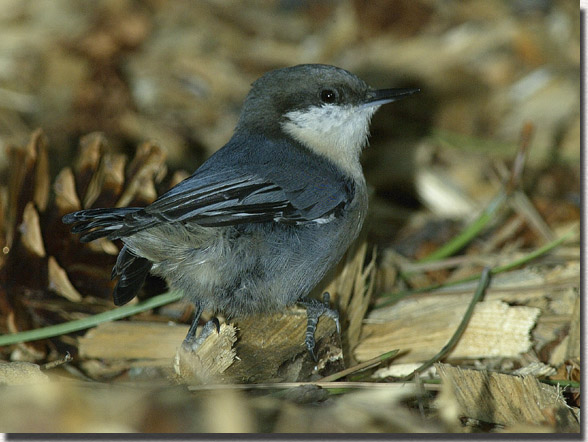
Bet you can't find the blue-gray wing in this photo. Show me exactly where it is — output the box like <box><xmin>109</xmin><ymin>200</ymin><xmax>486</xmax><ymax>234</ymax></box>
<box><xmin>115</xmin><ymin>134</ymin><xmax>354</xmax><ymax>234</ymax></box>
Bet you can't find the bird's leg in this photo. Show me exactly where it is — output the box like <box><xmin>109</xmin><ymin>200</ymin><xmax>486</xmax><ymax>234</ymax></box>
<box><xmin>299</xmin><ymin>292</ymin><xmax>340</xmax><ymax>361</ymax></box>
<box><xmin>182</xmin><ymin>304</ymin><xmax>220</xmax><ymax>351</ymax></box>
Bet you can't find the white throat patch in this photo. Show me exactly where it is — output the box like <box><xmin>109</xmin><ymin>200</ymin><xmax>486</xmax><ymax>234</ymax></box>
<box><xmin>281</xmin><ymin>104</ymin><xmax>379</xmax><ymax>178</ymax></box>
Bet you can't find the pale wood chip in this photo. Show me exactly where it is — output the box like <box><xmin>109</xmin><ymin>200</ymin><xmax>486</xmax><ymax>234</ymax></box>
<box><xmin>0</xmin><ymin>361</ymin><xmax>49</xmax><ymax>385</ymax></box>
<box><xmin>173</xmin><ymin>323</ymin><xmax>237</xmax><ymax>385</ymax></box>
<box><xmin>436</xmin><ymin>363</ymin><xmax>580</xmax><ymax>432</ymax></box>
<box><xmin>355</xmin><ymin>299</ymin><xmax>539</xmax><ymax>363</ymax></box>
<box><xmin>78</xmin><ymin>321</ymin><xmax>189</xmax><ymax>360</ymax></box>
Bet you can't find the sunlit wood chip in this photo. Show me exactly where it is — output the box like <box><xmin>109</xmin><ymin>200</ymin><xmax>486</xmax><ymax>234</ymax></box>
<box><xmin>512</xmin><ymin>361</ymin><xmax>557</xmax><ymax>377</ymax></box>
<box><xmin>415</xmin><ymin>168</ymin><xmax>478</xmax><ymax>218</ymax></box>
<box><xmin>373</xmin><ymin>362</ymin><xmax>434</xmax><ymax>379</ymax></box>
<box><xmin>436</xmin><ymin>363</ymin><xmax>579</xmax><ymax>432</ymax></box>
<box><xmin>0</xmin><ymin>361</ymin><xmax>49</xmax><ymax>385</ymax></box>
<box><xmin>322</xmin><ymin>238</ymin><xmax>375</xmax><ymax>361</ymax></box>
<box><xmin>78</xmin><ymin>321</ymin><xmax>190</xmax><ymax>360</ymax></box>
<box><xmin>355</xmin><ymin>299</ymin><xmax>540</xmax><ymax>363</ymax></box>
<box><xmin>173</xmin><ymin>323</ymin><xmax>237</xmax><ymax>385</ymax></box>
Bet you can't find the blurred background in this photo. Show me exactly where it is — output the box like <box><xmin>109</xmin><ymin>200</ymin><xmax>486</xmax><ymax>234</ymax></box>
<box><xmin>0</xmin><ymin>0</ymin><xmax>580</xmax><ymax>247</ymax></box>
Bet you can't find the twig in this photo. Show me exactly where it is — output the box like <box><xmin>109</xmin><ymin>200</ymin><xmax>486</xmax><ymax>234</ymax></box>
<box><xmin>186</xmin><ymin>381</ymin><xmax>414</xmax><ymax>392</ymax></box>
<box><xmin>0</xmin><ymin>291</ymin><xmax>184</xmax><ymax>347</ymax></box>
<box><xmin>400</xmin><ymin>267</ymin><xmax>492</xmax><ymax>381</ymax></box>
<box><xmin>41</xmin><ymin>352</ymin><xmax>73</xmax><ymax>370</ymax></box>
<box><xmin>509</xmin><ymin>190</ymin><xmax>556</xmax><ymax>242</ymax></box>
<box><xmin>506</xmin><ymin>121</ymin><xmax>533</xmax><ymax>194</ymax></box>
<box><xmin>399</xmin><ymin>253</ymin><xmax>497</xmax><ymax>273</ymax></box>
<box><xmin>318</xmin><ymin>349</ymin><xmax>399</xmax><ymax>382</ymax></box>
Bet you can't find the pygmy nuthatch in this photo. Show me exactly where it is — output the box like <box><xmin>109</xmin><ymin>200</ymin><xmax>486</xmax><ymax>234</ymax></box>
<box><xmin>63</xmin><ymin>64</ymin><xmax>419</xmax><ymax>360</ymax></box>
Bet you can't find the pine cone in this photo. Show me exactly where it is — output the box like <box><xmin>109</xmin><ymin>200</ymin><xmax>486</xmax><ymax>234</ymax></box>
<box><xmin>0</xmin><ymin>129</ymin><xmax>168</xmax><ymax>361</ymax></box>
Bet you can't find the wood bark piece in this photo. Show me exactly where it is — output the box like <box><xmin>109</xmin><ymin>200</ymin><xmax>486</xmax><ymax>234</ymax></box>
<box><xmin>436</xmin><ymin>363</ymin><xmax>580</xmax><ymax>432</ymax></box>
<box><xmin>320</xmin><ymin>237</ymin><xmax>375</xmax><ymax>365</ymax></box>
<box><xmin>565</xmin><ymin>292</ymin><xmax>580</xmax><ymax>361</ymax></box>
<box><xmin>360</xmin><ymin>263</ymin><xmax>579</xmax><ymax>365</ymax></box>
<box><xmin>78</xmin><ymin>321</ymin><xmax>189</xmax><ymax>360</ymax></box>
<box><xmin>226</xmin><ymin>307</ymin><xmax>343</xmax><ymax>383</ymax></box>
<box><xmin>173</xmin><ymin>323</ymin><xmax>237</xmax><ymax>385</ymax></box>
<box><xmin>77</xmin><ymin>307</ymin><xmax>342</xmax><ymax>383</ymax></box>
<box><xmin>0</xmin><ymin>361</ymin><xmax>49</xmax><ymax>385</ymax></box>
<box><xmin>355</xmin><ymin>299</ymin><xmax>539</xmax><ymax>363</ymax></box>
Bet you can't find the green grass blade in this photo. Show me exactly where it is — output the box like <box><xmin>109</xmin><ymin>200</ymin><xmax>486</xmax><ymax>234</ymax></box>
<box><xmin>417</xmin><ymin>191</ymin><xmax>507</xmax><ymax>263</ymax></box>
<box><xmin>377</xmin><ymin>227</ymin><xmax>576</xmax><ymax>309</ymax></box>
<box><xmin>0</xmin><ymin>290</ymin><xmax>184</xmax><ymax>347</ymax></box>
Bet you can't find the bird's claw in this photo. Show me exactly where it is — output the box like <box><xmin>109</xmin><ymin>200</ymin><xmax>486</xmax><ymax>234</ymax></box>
<box><xmin>299</xmin><ymin>292</ymin><xmax>340</xmax><ymax>361</ymax></box>
<box><xmin>182</xmin><ymin>317</ymin><xmax>221</xmax><ymax>352</ymax></box>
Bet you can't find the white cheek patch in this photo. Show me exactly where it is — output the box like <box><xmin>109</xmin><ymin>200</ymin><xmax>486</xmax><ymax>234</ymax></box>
<box><xmin>281</xmin><ymin>104</ymin><xmax>379</xmax><ymax>178</ymax></box>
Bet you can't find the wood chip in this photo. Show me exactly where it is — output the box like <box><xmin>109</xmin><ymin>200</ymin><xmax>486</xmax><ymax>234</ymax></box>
<box><xmin>173</xmin><ymin>323</ymin><xmax>237</xmax><ymax>384</ymax></box>
<box><xmin>355</xmin><ymin>299</ymin><xmax>539</xmax><ymax>363</ymax></box>
<box><xmin>372</xmin><ymin>362</ymin><xmax>434</xmax><ymax>379</ymax></box>
<box><xmin>77</xmin><ymin>307</ymin><xmax>342</xmax><ymax>384</ymax></box>
<box><xmin>512</xmin><ymin>361</ymin><xmax>556</xmax><ymax>377</ymax></box>
<box><xmin>415</xmin><ymin>167</ymin><xmax>478</xmax><ymax>218</ymax></box>
<box><xmin>436</xmin><ymin>363</ymin><xmax>580</xmax><ymax>432</ymax></box>
<box><xmin>226</xmin><ymin>307</ymin><xmax>343</xmax><ymax>383</ymax></box>
<box><xmin>78</xmin><ymin>321</ymin><xmax>189</xmax><ymax>360</ymax></box>
<box><xmin>0</xmin><ymin>361</ymin><xmax>49</xmax><ymax>385</ymax></box>
<box><xmin>322</xmin><ymin>238</ymin><xmax>375</xmax><ymax>363</ymax></box>
<box><xmin>565</xmin><ymin>291</ymin><xmax>580</xmax><ymax>361</ymax></box>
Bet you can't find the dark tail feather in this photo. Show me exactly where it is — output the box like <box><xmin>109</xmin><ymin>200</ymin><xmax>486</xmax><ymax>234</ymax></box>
<box><xmin>62</xmin><ymin>207</ymin><xmax>143</xmax><ymax>242</ymax></box>
<box><xmin>112</xmin><ymin>245</ymin><xmax>152</xmax><ymax>306</ymax></box>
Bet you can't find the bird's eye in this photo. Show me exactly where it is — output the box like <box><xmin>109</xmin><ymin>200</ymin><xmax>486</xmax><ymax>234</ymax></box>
<box><xmin>320</xmin><ymin>89</ymin><xmax>337</xmax><ymax>103</ymax></box>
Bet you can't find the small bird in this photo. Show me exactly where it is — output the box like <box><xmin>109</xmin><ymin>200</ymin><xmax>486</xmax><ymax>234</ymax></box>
<box><xmin>63</xmin><ymin>64</ymin><xmax>418</xmax><ymax>360</ymax></box>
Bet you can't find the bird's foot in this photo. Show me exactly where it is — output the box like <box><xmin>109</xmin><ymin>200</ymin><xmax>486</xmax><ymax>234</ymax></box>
<box><xmin>299</xmin><ymin>292</ymin><xmax>340</xmax><ymax>361</ymax></box>
<box><xmin>181</xmin><ymin>317</ymin><xmax>220</xmax><ymax>352</ymax></box>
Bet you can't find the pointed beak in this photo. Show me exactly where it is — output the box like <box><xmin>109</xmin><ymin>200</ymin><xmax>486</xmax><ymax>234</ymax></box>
<box><xmin>364</xmin><ymin>88</ymin><xmax>420</xmax><ymax>107</ymax></box>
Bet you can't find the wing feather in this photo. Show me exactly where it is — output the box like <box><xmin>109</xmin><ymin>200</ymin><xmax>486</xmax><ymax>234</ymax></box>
<box><xmin>115</xmin><ymin>134</ymin><xmax>354</xmax><ymax>236</ymax></box>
